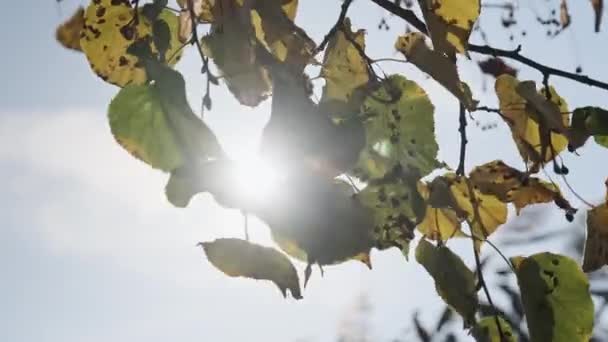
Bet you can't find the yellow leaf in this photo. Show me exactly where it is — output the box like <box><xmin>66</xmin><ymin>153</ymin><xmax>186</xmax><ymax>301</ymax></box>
<box><xmin>495</xmin><ymin>75</ymin><xmax>569</xmax><ymax>170</ymax></box>
<box><xmin>177</xmin><ymin>0</ymin><xmax>215</xmax><ymax>23</ymax></box>
<box><xmin>416</xmin><ymin>181</ymin><xmax>464</xmax><ymax>242</ymax></box>
<box><xmin>417</xmin><ymin>0</ymin><xmax>480</xmax><ymax>55</ymax></box>
<box><xmin>80</xmin><ymin>0</ymin><xmax>183</xmax><ymax>87</ymax></box>
<box><xmin>395</xmin><ymin>33</ymin><xmax>477</xmax><ymax>110</ymax></box>
<box><xmin>201</xmin><ymin>238</ymin><xmax>302</xmax><ymax>299</ymax></box>
<box><xmin>56</xmin><ymin>7</ymin><xmax>85</xmax><ymax>51</ymax></box>
<box><xmin>320</xmin><ymin>18</ymin><xmax>370</xmax><ymax>119</ymax></box>
<box><xmin>469</xmin><ymin>160</ymin><xmax>574</xmax><ymax>214</ymax></box>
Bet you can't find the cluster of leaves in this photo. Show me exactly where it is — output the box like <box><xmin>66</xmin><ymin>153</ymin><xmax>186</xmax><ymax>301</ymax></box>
<box><xmin>56</xmin><ymin>0</ymin><xmax>608</xmax><ymax>340</ymax></box>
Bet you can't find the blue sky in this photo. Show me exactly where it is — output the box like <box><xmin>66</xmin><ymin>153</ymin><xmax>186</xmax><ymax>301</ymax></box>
<box><xmin>1</xmin><ymin>1</ymin><xmax>607</xmax><ymax>341</ymax></box>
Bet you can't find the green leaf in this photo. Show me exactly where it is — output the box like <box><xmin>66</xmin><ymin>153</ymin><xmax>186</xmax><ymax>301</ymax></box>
<box><xmin>415</xmin><ymin>239</ymin><xmax>478</xmax><ymax>327</ymax></box>
<box><xmin>81</xmin><ymin>0</ymin><xmax>182</xmax><ymax>86</ymax></box>
<box><xmin>511</xmin><ymin>252</ymin><xmax>594</xmax><ymax>342</ymax></box>
<box><xmin>108</xmin><ymin>65</ymin><xmax>221</xmax><ymax>172</ymax></box>
<box><xmin>356</xmin><ymin>75</ymin><xmax>439</xmax><ymax>180</ymax></box>
<box><xmin>570</xmin><ymin>106</ymin><xmax>608</xmax><ymax>149</ymax></box>
<box><xmin>200</xmin><ymin>238</ymin><xmax>302</xmax><ymax>299</ymax></box>
<box><xmin>319</xmin><ymin>18</ymin><xmax>370</xmax><ymax>119</ymax></box>
<box><xmin>472</xmin><ymin>316</ymin><xmax>516</xmax><ymax>342</ymax></box>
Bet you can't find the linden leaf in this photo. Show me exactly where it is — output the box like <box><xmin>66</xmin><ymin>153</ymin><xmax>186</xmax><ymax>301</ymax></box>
<box><xmin>108</xmin><ymin>65</ymin><xmax>222</xmax><ymax>171</ymax></box>
<box><xmin>469</xmin><ymin>160</ymin><xmax>575</xmax><ymax>215</ymax></box>
<box><xmin>200</xmin><ymin>238</ymin><xmax>302</xmax><ymax>299</ymax></box>
<box><xmin>449</xmin><ymin>175</ymin><xmax>507</xmax><ymax>250</ymax></box>
<box><xmin>512</xmin><ymin>252</ymin><xmax>594</xmax><ymax>342</ymax></box>
<box><xmin>495</xmin><ymin>75</ymin><xmax>569</xmax><ymax>170</ymax></box>
<box><xmin>472</xmin><ymin>316</ymin><xmax>516</xmax><ymax>342</ymax></box>
<box><xmin>395</xmin><ymin>33</ymin><xmax>477</xmax><ymax>110</ymax></box>
<box><xmin>417</xmin><ymin>181</ymin><xmax>464</xmax><ymax>242</ymax></box>
<box><xmin>319</xmin><ymin>18</ymin><xmax>371</xmax><ymax>119</ymax></box>
<box><xmin>80</xmin><ymin>1</ymin><xmax>182</xmax><ymax>86</ymax></box>
<box><xmin>56</xmin><ymin>6</ymin><xmax>85</xmax><ymax>51</ymax></box>
<box><xmin>582</xmin><ymin>181</ymin><xmax>608</xmax><ymax>272</ymax></box>
<box><xmin>202</xmin><ymin>0</ymin><xmax>271</xmax><ymax>107</ymax></box>
<box><xmin>358</xmin><ymin>169</ymin><xmax>426</xmax><ymax>258</ymax></box>
<box><xmin>417</xmin><ymin>0</ymin><xmax>480</xmax><ymax>56</ymax></box>
<box><xmin>356</xmin><ymin>75</ymin><xmax>439</xmax><ymax>179</ymax></box>
<box><xmin>569</xmin><ymin>106</ymin><xmax>608</xmax><ymax>150</ymax></box>
<box><xmin>416</xmin><ymin>239</ymin><xmax>478</xmax><ymax>327</ymax></box>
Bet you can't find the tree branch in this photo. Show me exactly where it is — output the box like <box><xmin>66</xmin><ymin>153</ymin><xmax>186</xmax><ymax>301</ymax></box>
<box><xmin>368</xmin><ymin>0</ymin><xmax>608</xmax><ymax>91</ymax></box>
<box><xmin>457</xmin><ymin>102</ymin><xmax>468</xmax><ymax>176</ymax></box>
<box><xmin>315</xmin><ymin>0</ymin><xmax>354</xmax><ymax>55</ymax></box>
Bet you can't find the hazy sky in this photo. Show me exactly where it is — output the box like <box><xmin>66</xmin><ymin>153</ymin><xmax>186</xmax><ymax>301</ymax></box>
<box><xmin>1</xmin><ymin>1</ymin><xmax>607</xmax><ymax>341</ymax></box>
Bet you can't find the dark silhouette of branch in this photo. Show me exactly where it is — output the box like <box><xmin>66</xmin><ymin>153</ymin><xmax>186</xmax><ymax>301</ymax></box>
<box><xmin>457</xmin><ymin>102</ymin><xmax>468</xmax><ymax>176</ymax></box>
<box><xmin>315</xmin><ymin>0</ymin><xmax>354</xmax><ymax>55</ymax></box>
<box><xmin>368</xmin><ymin>0</ymin><xmax>608</xmax><ymax>91</ymax></box>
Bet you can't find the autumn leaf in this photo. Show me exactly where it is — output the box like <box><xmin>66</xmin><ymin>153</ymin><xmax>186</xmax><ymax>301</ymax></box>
<box><xmin>319</xmin><ymin>18</ymin><xmax>371</xmax><ymax>119</ymax></box>
<box><xmin>80</xmin><ymin>0</ymin><xmax>182</xmax><ymax>86</ymax></box>
<box><xmin>469</xmin><ymin>160</ymin><xmax>575</xmax><ymax>215</ymax></box>
<box><xmin>177</xmin><ymin>0</ymin><xmax>214</xmax><ymax>23</ymax></box>
<box><xmin>512</xmin><ymin>252</ymin><xmax>593</xmax><ymax>342</ymax></box>
<box><xmin>200</xmin><ymin>238</ymin><xmax>302</xmax><ymax>299</ymax></box>
<box><xmin>472</xmin><ymin>316</ymin><xmax>516</xmax><ymax>342</ymax></box>
<box><xmin>356</xmin><ymin>74</ymin><xmax>439</xmax><ymax>180</ymax></box>
<box><xmin>591</xmin><ymin>0</ymin><xmax>604</xmax><ymax>32</ymax></box>
<box><xmin>417</xmin><ymin>0</ymin><xmax>480</xmax><ymax>56</ymax></box>
<box><xmin>495</xmin><ymin>75</ymin><xmax>569</xmax><ymax>170</ymax></box>
<box><xmin>569</xmin><ymin>106</ymin><xmax>608</xmax><ymax>150</ymax></box>
<box><xmin>56</xmin><ymin>7</ymin><xmax>85</xmax><ymax>51</ymax></box>
<box><xmin>582</xmin><ymin>180</ymin><xmax>608</xmax><ymax>272</ymax></box>
<box><xmin>395</xmin><ymin>33</ymin><xmax>477</xmax><ymax>110</ymax></box>
<box><xmin>416</xmin><ymin>181</ymin><xmax>464</xmax><ymax>242</ymax></box>
<box><xmin>416</xmin><ymin>239</ymin><xmax>478</xmax><ymax>327</ymax></box>
<box><xmin>478</xmin><ymin>57</ymin><xmax>518</xmax><ymax>78</ymax></box>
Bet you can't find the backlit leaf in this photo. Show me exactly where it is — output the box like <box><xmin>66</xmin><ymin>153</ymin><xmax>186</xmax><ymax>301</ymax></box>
<box><xmin>472</xmin><ymin>316</ymin><xmax>516</xmax><ymax>342</ymax></box>
<box><xmin>469</xmin><ymin>160</ymin><xmax>575</xmax><ymax>215</ymax></box>
<box><xmin>512</xmin><ymin>252</ymin><xmax>593</xmax><ymax>342</ymax></box>
<box><xmin>395</xmin><ymin>33</ymin><xmax>477</xmax><ymax>110</ymax></box>
<box><xmin>416</xmin><ymin>239</ymin><xmax>478</xmax><ymax>327</ymax></box>
<box><xmin>416</xmin><ymin>181</ymin><xmax>464</xmax><ymax>242</ymax></box>
<box><xmin>80</xmin><ymin>0</ymin><xmax>182</xmax><ymax>86</ymax></box>
<box><xmin>356</xmin><ymin>74</ymin><xmax>439</xmax><ymax>179</ymax></box>
<box><xmin>417</xmin><ymin>0</ymin><xmax>480</xmax><ymax>56</ymax></box>
<box><xmin>569</xmin><ymin>106</ymin><xmax>608</xmax><ymax>150</ymax></box>
<box><xmin>495</xmin><ymin>75</ymin><xmax>569</xmax><ymax>170</ymax></box>
<box><xmin>56</xmin><ymin>7</ymin><xmax>84</xmax><ymax>51</ymax></box>
<box><xmin>108</xmin><ymin>65</ymin><xmax>221</xmax><ymax>171</ymax></box>
<box><xmin>200</xmin><ymin>238</ymin><xmax>302</xmax><ymax>299</ymax></box>
<box><xmin>320</xmin><ymin>18</ymin><xmax>371</xmax><ymax>119</ymax></box>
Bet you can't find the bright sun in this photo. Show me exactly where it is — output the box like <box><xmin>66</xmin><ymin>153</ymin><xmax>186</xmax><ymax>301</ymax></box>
<box><xmin>233</xmin><ymin>157</ymin><xmax>282</xmax><ymax>202</ymax></box>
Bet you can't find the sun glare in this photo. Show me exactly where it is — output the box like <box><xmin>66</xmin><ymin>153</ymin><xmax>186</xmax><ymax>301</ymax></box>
<box><xmin>233</xmin><ymin>157</ymin><xmax>282</xmax><ymax>202</ymax></box>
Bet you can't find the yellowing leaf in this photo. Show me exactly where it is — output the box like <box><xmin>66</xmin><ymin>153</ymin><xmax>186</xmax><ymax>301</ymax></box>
<box><xmin>356</xmin><ymin>75</ymin><xmax>439</xmax><ymax>179</ymax></box>
<box><xmin>395</xmin><ymin>33</ymin><xmax>477</xmax><ymax>110</ymax></box>
<box><xmin>512</xmin><ymin>252</ymin><xmax>593</xmax><ymax>342</ymax></box>
<box><xmin>177</xmin><ymin>0</ymin><xmax>214</xmax><ymax>23</ymax></box>
<box><xmin>416</xmin><ymin>239</ymin><xmax>478</xmax><ymax>327</ymax></box>
<box><xmin>592</xmin><ymin>0</ymin><xmax>603</xmax><ymax>32</ymax></box>
<box><xmin>202</xmin><ymin>0</ymin><xmax>271</xmax><ymax>106</ymax></box>
<box><xmin>495</xmin><ymin>75</ymin><xmax>569</xmax><ymax>170</ymax></box>
<box><xmin>56</xmin><ymin>7</ymin><xmax>85</xmax><ymax>51</ymax></box>
<box><xmin>570</xmin><ymin>106</ymin><xmax>608</xmax><ymax>150</ymax></box>
<box><xmin>582</xmin><ymin>181</ymin><xmax>608</xmax><ymax>272</ymax></box>
<box><xmin>108</xmin><ymin>65</ymin><xmax>222</xmax><ymax>171</ymax></box>
<box><xmin>448</xmin><ymin>175</ymin><xmax>507</xmax><ymax>250</ymax></box>
<box><xmin>469</xmin><ymin>160</ymin><xmax>574</xmax><ymax>215</ymax></box>
<box><xmin>81</xmin><ymin>1</ymin><xmax>182</xmax><ymax>86</ymax></box>
<box><xmin>416</xmin><ymin>181</ymin><xmax>464</xmax><ymax>242</ymax></box>
<box><xmin>472</xmin><ymin>316</ymin><xmax>516</xmax><ymax>342</ymax></box>
<box><xmin>320</xmin><ymin>18</ymin><xmax>370</xmax><ymax>118</ymax></box>
<box><xmin>417</xmin><ymin>0</ymin><xmax>480</xmax><ymax>55</ymax></box>
<box><xmin>200</xmin><ymin>238</ymin><xmax>302</xmax><ymax>299</ymax></box>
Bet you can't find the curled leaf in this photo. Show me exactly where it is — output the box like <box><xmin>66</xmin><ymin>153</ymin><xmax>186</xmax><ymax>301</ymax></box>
<box><xmin>56</xmin><ymin>7</ymin><xmax>85</xmax><ymax>51</ymax></box>
<box><xmin>592</xmin><ymin>0</ymin><xmax>603</xmax><ymax>32</ymax></box>
<box><xmin>395</xmin><ymin>33</ymin><xmax>477</xmax><ymax>110</ymax></box>
<box><xmin>569</xmin><ymin>106</ymin><xmax>608</xmax><ymax>150</ymax></box>
<box><xmin>200</xmin><ymin>238</ymin><xmax>302</xmax><ymax>299</ymax></box>
<box><xmin>582</xmin><ymin>180</ymin><xmax>608</xmax><ymax>272</ymax></box>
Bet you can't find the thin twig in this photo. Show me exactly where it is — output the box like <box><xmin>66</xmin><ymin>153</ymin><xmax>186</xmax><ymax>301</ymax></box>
<box><xmin>457</xmin><ymin>102</ymin><xmax>468</xmax><ymax>176</ymax></box>
<box><xmin>315</xmin><ymin>0</ymin><xmax>353</xmax><ymax>55</ymax></box>
<box><xmin>368</xmin><ymin>0</ymin><xmax>608</xmax><ymax>91</ymax></box>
